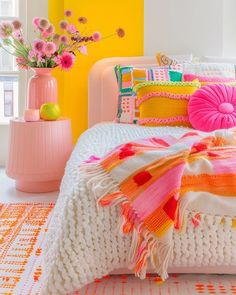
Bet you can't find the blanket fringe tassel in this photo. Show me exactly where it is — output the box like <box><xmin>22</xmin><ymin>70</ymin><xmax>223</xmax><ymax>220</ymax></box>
<box><xmin>79</xmin><ymin>162</ymin><xmax>173</xmax><ymax>281</ymax></box>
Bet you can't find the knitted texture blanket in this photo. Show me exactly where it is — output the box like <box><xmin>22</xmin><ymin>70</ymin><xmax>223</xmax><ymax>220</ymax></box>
<box><xmin>80</xmin><ymin>128</ymin><xmax>236</xmax><ymax>281</ymax></box>
<box><xmin>42</xmin><ymin>124</ymin><xmax>236</xmax><ymax>294</ymax></box>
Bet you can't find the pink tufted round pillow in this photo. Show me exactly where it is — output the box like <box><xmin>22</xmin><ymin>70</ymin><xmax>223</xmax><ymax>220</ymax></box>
<box><xmin>188</xmin><ymin>84</ymin><xmax>236</xmax><ymax>132</ymax></box>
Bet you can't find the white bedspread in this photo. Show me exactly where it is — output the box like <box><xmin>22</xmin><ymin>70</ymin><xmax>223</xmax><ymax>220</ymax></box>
<box><xmin>42</xmin><ymin>123</ymin><xmax>236</xmax><ymax>294</ymax></box>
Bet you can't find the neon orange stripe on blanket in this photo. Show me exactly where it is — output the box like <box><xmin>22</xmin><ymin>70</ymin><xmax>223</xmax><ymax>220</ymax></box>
<box><xmin>120</xmin><ymin>152</ymin><xmax>187</xmax><ymax>202</ymax></box>
<box><xmin>181</xmin><ymin>174</ymin><xmax>236</xmax><ymax>196</ymax></box>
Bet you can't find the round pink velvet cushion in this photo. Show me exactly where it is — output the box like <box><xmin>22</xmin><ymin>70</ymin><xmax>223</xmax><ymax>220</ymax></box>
<box><xmin>188</xmin><ymin>84</ymin><xmax>236</xmax><ymax>132</ymax></box>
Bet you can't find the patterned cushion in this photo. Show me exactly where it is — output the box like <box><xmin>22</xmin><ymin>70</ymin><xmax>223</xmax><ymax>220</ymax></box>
<box><xmin>115</xmin><ymin>65</ymin><xmax>183</xmax><ymax>124</ymax></box>
<box><xmin>134</xmin><ymin>81</ymin><xmax>200</xmax><ymax>127</ymax></box>
<box><xmin>188</xmin><ymin>84</ymin><xmax>236</xmax><ymax>132</ymax></box>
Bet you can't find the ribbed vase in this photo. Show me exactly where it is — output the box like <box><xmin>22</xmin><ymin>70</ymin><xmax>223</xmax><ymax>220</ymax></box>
<box><xmin>27</xmin><ymin>68</ymin><xmax>58</xmax><ymax>109</ymax></box>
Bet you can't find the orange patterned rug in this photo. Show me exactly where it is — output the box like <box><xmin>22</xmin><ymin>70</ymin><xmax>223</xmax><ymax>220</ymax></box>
<box><xmin>0</xmin><ymin>203</ymin><xmax>236</xmax><ymax>295</ymax></box>
<box><xmin>0</xmin><ymin>203</ymin><xmax>54</xmax><ymax>294</ymax></box>
<box><xmin>78</xmin><ymin>274</ymin><xmax>236</xmax><ymax>295</ymax></box>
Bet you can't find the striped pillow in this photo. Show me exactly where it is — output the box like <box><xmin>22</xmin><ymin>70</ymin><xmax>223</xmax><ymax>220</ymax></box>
<box><xmin>183</xmin><ymin>74</ymin><xmax>236</xmax><ymax>86</ymax></box>
<box><xmin>134</xmin><ymin>81</ymin><xmax>200</xmax><ymax>127</ymax></box>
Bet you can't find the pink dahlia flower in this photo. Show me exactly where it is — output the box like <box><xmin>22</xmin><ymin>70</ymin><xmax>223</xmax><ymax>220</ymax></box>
<box><xmin>28</xmin><ymin>50</ymin><xmax>44</xmax><ymax>64</ymax></box>
<box><xmin>16</xmin><ymin>56</ymin><xmax>29</xmax><ymax>69</ymax></box>
<box><xmin>39</xmin><ymin>18</ymin><xmax>50</xmax><ymax>30</ymax></box>
<box><xmin>33</xmin><ymin>39</ymin><xmax>46</xmax><ymax>53</ymax></box>
<box><xmin>12</xmin><ymin>19</ymin><xmax>22</xmax><ymax>30</ymax></box>
<box><xmin>60</xmin><ymin>35</ymin><xmax>68</xmax><ymax>44</ymax></box>
<box><xmin>0</xmin><ymin>22</ymin><xmax>14</xmax><ymax>38</ymax></box>
<box><xmin>41</xmin><ymin>31</ymin><xmax>48</xmax><ymax>39</ymax></box>
<box><xmin>64</xmin><ymin>10</ymin><xmax>72</xmax><ymax>17</ymax></box>
<box><xmin>66</xmin><ymin>24</ymin><xmax>77</xmax><ymax>34</ymax></box>
<box><xmin>46</xmin><ymin>24</ymin><xmax>55</xmax><ymax>35</ymax></box>
<box><xmin>78</xmin><ymin>16</ymin><xmax>87</xmax><ymax>24</ymax></box>
<box><xmin>56</xmin><ymin>52</ymin><xmax>75</xmax><ymax>71</ymax></box>
<box><xmin>33</xmin><ymin>17</ymin><xmax>40</xmax><ymax>28</ymax></box>
<box><xmin>59</xmin><ymin>20</ymin><xmax>68</xmax><ymax>30</ymax></box>
<box><xmin>53</xmin><ymin>34</ymin><xmax>60</xmax><ymax>43</ymax></box>
<box><xmin>28</xmin><ymin>50</ymin><xmax>37</xmax><ymax>60</ymax></box>
<box><xmin>92</xmin><ymin>31</ymin><xmax>102</xmax><ymax>42</ymax></box>
<box><xmin>13</xmin><ymin>30</ymin><xmax>23</xmax><ymax>41</ymax></box>
<box><xmin>41</xmin><ymin>26</ymin><xmax>54</xmax><ymax>39</ymax></box>
<box><xmin>116</xmin><ymin>28</ymin><xmax>125</xmax><ymax>38</ymax></box>
<box><xmin>37</xmin><ymin>53</ymin><xmax>44</xmax><ymax>63</ymax></box>
<box><xmin>45</xmin><ymin>42</ymin><xmax>56</xmax><ymax>57</ymax></box>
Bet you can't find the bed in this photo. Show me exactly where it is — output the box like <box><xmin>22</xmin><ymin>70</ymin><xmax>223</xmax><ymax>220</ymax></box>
<box><xmin>43</xmin><ymin>56</ymin><xmax>236</xmax><ymax>295</ymax></box>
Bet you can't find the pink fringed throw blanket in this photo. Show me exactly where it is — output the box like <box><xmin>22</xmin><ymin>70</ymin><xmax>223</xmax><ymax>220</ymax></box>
<box><xmin>80</xmin><ymin>129</ymin><xmax>236</xmax><ymax>280</ymax></box>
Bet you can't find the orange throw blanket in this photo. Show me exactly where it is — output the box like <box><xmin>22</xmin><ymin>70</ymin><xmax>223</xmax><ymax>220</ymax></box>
<box><xmin>80</xmin><ymin>129</ymin><xmax>236</xmax><ymax>280</ymax></box>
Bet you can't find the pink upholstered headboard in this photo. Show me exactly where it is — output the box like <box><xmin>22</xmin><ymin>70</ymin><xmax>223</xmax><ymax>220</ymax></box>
<box><xmin>88</xmin><ymin>56</ymin><xmax>157</xmax><ymax>127</ymax></box>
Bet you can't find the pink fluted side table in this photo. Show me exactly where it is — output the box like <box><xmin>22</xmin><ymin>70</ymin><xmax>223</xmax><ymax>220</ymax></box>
<box><xmin>6</xmin><ymin>118</ymin><xmax>73</xmax><ymax>193</ymax></box>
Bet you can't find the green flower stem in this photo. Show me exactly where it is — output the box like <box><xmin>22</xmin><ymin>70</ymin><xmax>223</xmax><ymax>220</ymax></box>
<box><xmin>12</xmin><ymin>37</ymin><xmax>29</xmax><ymax>58</ymax></box>
<box><xmin>0</xmin><ymin>45</ymin><xmax>17</xmax><ymax>57</ymax></box>
<box><xmin>99</xmin><ymin>33</ymin><xmax>116</xmax><ymax>40</ymax></box>
<box><xmin>6</xmin><ymin>42</ymin><xmax>26</xmax><ymax>57</ymax></box>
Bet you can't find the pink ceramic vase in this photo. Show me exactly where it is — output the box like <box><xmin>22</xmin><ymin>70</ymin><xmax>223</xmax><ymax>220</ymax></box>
<box><xmin>27</xmin><ymin>68</ymin><xmax>58</xmax><ymax>109</ymax></box>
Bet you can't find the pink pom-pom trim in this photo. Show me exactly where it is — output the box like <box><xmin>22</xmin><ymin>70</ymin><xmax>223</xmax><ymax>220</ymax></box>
<box><xmin>183</xmin><ymin>74</ymin><xmax>236</xmax><ymax>83</ymax></box>
<box><xmin>136</xmin><ymin>92</ymin><xmax>191</xmax><ymax>107</ymax></box>
<box><xmin>138</xmin><ymin>116</ymin><xmax>189</xmax><ymax>125</ymax></box>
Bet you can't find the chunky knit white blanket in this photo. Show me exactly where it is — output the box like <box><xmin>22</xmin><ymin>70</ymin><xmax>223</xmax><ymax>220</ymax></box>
<box><xmin>42</xmin><ymin>123</ymin><xmax>236</xmax><ymax>295</ymax></box>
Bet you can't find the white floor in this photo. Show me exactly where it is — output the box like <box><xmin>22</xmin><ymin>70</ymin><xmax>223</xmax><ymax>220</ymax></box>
<box><xmin>0</xmin><ymin>168</ymin><xmax>58</xmax><ymax>203</ymax></box>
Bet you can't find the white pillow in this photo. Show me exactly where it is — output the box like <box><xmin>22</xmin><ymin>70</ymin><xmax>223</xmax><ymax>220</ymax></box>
<box><xmin>171</xmin><ymin>54</ymin><xmax>193</xmax><ymax>63</ymax></box>
<box><xmin>183</xmin><ymin>62</ymin><xmax>236</xmax><ymax>78</ymax></box>
<box><xmin>201</xmin><ymin>56</ymin><xmax>236</xmax><ymax>64</ymax></box>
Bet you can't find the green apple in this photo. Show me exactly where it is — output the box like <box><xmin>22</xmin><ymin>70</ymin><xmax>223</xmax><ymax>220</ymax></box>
<box><xmin>40</xmin><ymin>103</ymin><xmax>61</xmax><ymax>121</ymax></box>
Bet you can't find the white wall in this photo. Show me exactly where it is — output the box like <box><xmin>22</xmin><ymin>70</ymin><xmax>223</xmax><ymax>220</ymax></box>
<box><xmin>144</xmin><ymin>0</ymin><xmax>236</xmax><ymax>57</ymax></box>
<box><xmin>27</xmin><ymin>0</ymin><xmax>48</xmax><ymax>42</ymax></box>
<box><xmin>222</xmin><ymin>0</ymin><xmax>236</xmax><ymax>56</ymax></box>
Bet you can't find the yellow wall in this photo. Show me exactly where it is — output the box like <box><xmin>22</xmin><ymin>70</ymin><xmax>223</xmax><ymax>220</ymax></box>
<box><xmin>49</xmin><ymin>0</ymin><xmax>144</xmax><ymax>142</ymax></box>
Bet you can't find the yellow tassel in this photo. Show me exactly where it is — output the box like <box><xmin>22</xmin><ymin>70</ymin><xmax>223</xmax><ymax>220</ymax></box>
<box><xmin>154</xmin><ymin>276</ymin><xmax>164</xmax><ymax>285</ymax></box>
<box><xmin>232</xmin><ymin>219</ymin><xmax>236</xmax><ymax>229</ymax></box>
<box><xmin>220</xmin><ymin>217</ymin><xmax>225</xmax><ymax>225</ymax></box>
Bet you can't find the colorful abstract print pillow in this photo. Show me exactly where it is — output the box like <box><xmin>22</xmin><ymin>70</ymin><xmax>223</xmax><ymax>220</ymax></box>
<box><xmin>134</xmin><ymin>81</ymin><xmax>200</xmax><ymax>127</ymax></box>
<box><xmin>115</xmin><ymin>64</ymin><xmax>183</xmax><ymax>124</ymax></box>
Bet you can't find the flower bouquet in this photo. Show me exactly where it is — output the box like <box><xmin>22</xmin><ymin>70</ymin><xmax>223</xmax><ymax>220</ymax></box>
<box><xmin>0</xmin><ymin>10</ymin><xmax>125</xmax><ymax>70</ymax></box>
<box><xmin>0</xmin><ymin>10</ymin><xmax>125</xmax><ymax>113</ymax></box>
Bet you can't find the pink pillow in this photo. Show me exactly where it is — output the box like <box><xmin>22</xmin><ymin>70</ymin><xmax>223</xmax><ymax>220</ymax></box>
<box><xmin>188</xmin><ymin>84</ymin><xmax>236</xmax><ymax>132</ymax></box>
<box><xmin>183</xmin><ymin>74</ymin><xmax>236</xmax><ymax>83</ymax></box>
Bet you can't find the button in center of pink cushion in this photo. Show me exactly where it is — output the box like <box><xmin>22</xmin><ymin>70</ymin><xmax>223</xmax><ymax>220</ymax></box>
<box><xmin>218</xmin><ymin>102</ymin><xmax>234</xmax><ymax>114</ymax></box>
